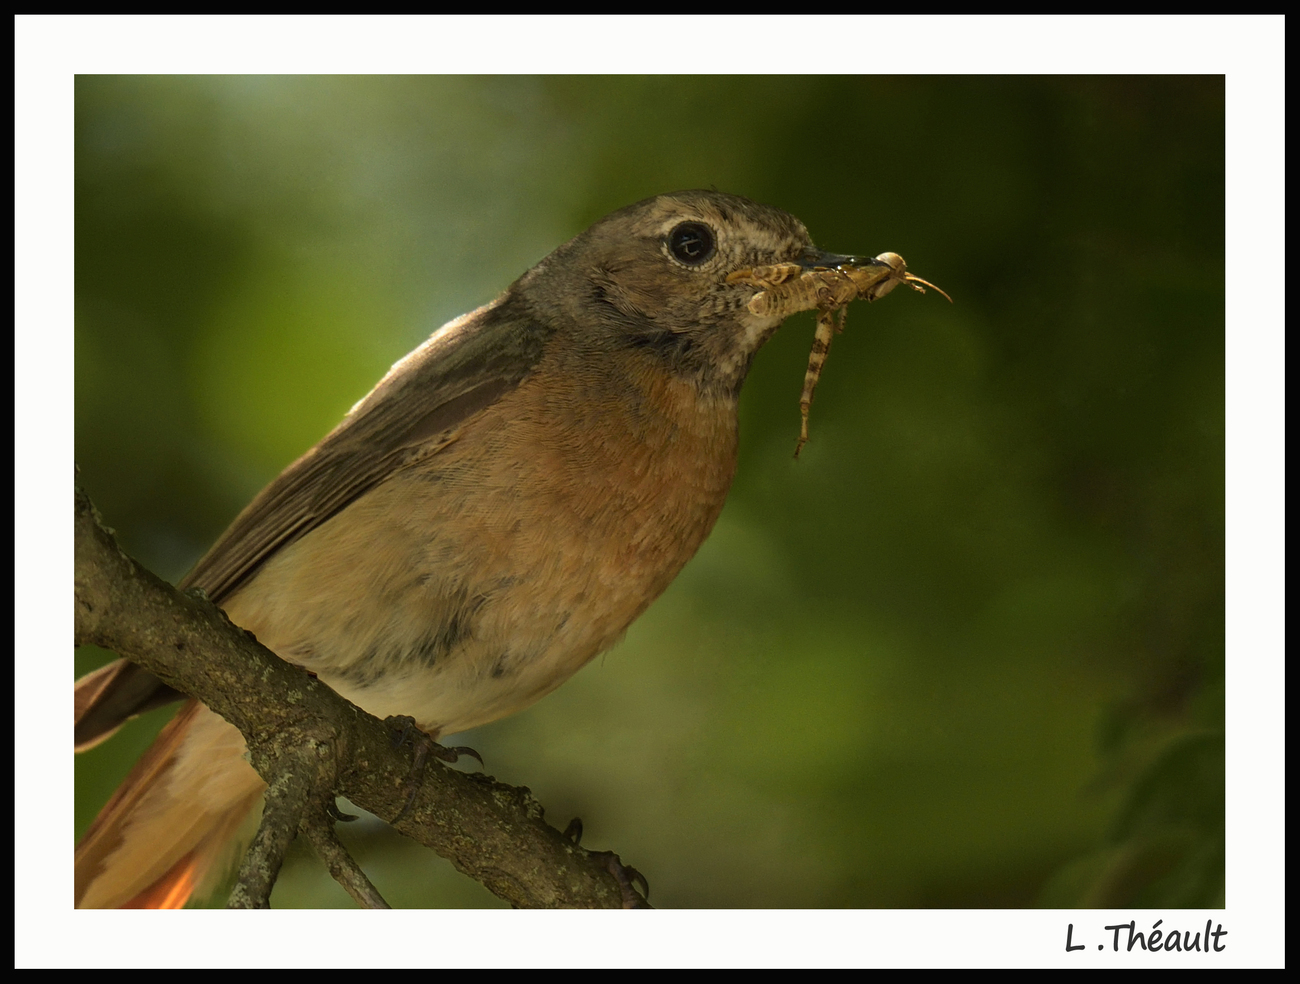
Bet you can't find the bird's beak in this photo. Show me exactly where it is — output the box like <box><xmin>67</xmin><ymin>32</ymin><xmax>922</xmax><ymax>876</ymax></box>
<box><xmin>795</xmin><ymin>246</ymin><xmax>889</xmax><ymax>274</ymax></box>
<box><xmin>797</xmin><ymin>248</ymin><xmax>894</xmax><ymax>289</ymax></box>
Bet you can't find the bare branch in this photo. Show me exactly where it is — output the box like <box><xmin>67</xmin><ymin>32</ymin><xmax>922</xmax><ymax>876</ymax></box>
<box><xmin>300</xmin><ymin>812</ymin><xmax>392</xmax><ymax>909</ymax></box>
<box><xmin>227</xmin><ymin>744</ymin><xmax>321</xmax><ymax>909</ymax></box>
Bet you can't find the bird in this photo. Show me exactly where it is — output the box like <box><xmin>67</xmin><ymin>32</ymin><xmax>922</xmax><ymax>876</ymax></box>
<box><xmin>74</xmin><ymin>190</ymin><xmax>894</xmax><ymax>908</ymax></box>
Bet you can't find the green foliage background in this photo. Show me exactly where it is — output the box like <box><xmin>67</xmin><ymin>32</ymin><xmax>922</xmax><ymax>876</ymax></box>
<box><xmin>74</xmin><ymin>76</ymin><xmax>1224</xmax><ymax>908</ymax></box>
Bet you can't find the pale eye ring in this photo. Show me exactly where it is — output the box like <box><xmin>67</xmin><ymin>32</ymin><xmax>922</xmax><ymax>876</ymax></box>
<box><xmin>667</xmin><ymin>222</ymin><xmax>716</xmax><ymax>265</ymax></box>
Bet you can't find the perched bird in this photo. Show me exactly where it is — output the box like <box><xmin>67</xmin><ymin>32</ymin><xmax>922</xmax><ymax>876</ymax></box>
<box><xmin>74</xmin><ymin>190</ymin><xmax>897</xmax><ymax>908</ymax></box>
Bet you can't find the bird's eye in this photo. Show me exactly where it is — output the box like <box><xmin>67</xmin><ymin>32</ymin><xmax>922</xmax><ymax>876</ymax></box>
<box><xmin>668</xmin><ymin>222</ymin><xmax>716</xmax><ymax>265</ymax></box>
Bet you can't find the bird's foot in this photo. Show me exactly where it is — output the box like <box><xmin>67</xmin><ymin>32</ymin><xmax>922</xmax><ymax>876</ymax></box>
<box><xmin>590</xmin><ymin>850</ymin><xmax>650</xmax><ymax>909</ymax></box>
<box><xmin>384</xmin><ymin>715</ymin><xmax>483</xmax><ymax>824</ymax></box>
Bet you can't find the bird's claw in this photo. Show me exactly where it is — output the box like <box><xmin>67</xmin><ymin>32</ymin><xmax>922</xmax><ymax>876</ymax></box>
<box><xmin>592</xmin><ymin>851</ymin><xmax>650</xmax><ymax>909</ymax></box>
<box><xmin>384</xmin><ymin>715</ymin><xmax>484</xmax><ymax>824</ymax></box>
<box><xmin>432</xmin><ymin>744</ymin><xmax>484</xmax><ymax>769</ymax></box>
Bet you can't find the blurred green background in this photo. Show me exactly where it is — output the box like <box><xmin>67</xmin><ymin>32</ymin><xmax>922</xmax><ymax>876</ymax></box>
<box><xmin>74</xmin><ymin>76</ymin><xmax>1224</xmax><ymax>908</ymax></box>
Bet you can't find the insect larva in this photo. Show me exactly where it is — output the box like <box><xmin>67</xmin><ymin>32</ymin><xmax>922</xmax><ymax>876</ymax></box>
<box><xmin>732</xmin><ymin>252</ymin><xmax>951</xmax><ymax>456</ymax></box>
<box><xmin>747</xmin><ymin>267</ymin><xmax>859</xmax><ymax>320</ymax></box>
<box><xmin>794</xmin><ymin>253</ymin><xmax>951</xmax><ymax>456</ymax></box>
<box><xmin>795</xmin><ymin>305</ymin><xmax>848</xmax><ymax>456</ymax></box>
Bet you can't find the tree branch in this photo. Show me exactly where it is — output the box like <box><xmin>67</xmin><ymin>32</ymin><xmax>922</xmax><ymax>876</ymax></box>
<box><xmin>73</xmin><ymin>483</ymin><xmax>647</xmax><ymax>908</ymax></box>
<box><xmin>300</xmin><ymin>810</ymin><xmax>392</xmax><ymax>909</ymax></box>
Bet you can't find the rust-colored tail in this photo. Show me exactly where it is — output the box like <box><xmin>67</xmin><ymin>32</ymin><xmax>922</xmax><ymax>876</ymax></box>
<box><xmin>74</xmin><ymin>697</ymin><xmax>265</xmax><ymax>909</ymax></box>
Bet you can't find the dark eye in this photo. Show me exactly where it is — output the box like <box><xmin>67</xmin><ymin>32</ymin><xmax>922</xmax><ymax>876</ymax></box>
<box><xmin>668</xmin><ymin>222</ymin><xmax>716</xmax><ymax>265</ymax></box>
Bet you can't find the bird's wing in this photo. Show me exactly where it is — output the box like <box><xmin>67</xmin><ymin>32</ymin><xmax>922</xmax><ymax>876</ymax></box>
<box><xmin>183</xmin><ymin>293</ymin><xmax>550</xmax><ymax>602</ymax></box>
<box><xmin>75</xmin><ymin>292</ymin><xmax>552</xmax><ymax>745</ymax></box>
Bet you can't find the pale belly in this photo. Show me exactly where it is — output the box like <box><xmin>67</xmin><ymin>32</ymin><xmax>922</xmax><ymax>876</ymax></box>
<box><xmin>221</xmin><ymin>375</ymin><xmax>739</xmax><ymax>737</ymax></box>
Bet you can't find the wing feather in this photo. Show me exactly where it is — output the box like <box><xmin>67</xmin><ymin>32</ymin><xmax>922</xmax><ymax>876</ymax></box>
<box><xmin>75</xmin><ymin>290</ymin><xmax>552</xmax><ymax>739</ymax></box>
